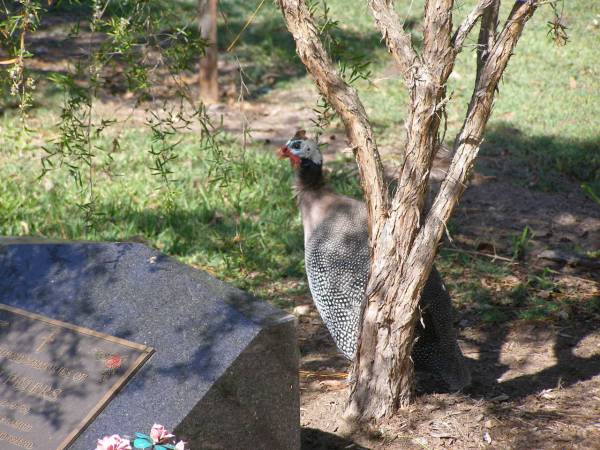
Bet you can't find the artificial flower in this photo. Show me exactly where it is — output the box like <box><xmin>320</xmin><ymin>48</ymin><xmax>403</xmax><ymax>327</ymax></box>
<box><xmin>96</xmin><ymin>434</ymin><xmax>132</xmax><ymax>450</ymax></box>
<box><xmin>150</xmin><ymin>424</ymin><xmax>175</xmax><ymax>444</ymax></box>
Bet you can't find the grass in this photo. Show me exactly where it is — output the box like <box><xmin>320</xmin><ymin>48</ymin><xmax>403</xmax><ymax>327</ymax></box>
<box><xmin>437</xmin><ymin>249</ymin><xmax>597</xmax><ymax>324</ymax></box>
<box><xmin>0</xmin><ymin>0</ymin><xmax>598</xmax><ymax>324</ymax></box>
<box><xmin>0</xmin><ymin>126</ymin><xmax>365</xmax><ymax>309</ymax></box>
<box><xmin>0</xmin><ymin>131</ymin><xmax>297</xmax><ymax>303</ymax></box>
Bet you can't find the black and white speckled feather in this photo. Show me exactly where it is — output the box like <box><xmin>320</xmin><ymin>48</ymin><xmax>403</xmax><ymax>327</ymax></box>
<box><xmin>304</xmin><ymin>197</ymin><xmax>368</xmax><ymax>358</ymax></box>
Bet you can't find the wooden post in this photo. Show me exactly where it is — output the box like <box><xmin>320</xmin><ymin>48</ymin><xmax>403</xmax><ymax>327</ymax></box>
<box><xmin>199</xmin><ymin>0</ymin><xmax>218</xmax><ymax>103</ymax></box>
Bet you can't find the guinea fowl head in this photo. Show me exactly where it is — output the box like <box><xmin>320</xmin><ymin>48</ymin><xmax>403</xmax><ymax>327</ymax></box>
<box><xmin>278</xmin><ymin>130</ymin><xmax>322</xmax><ymax>169</ymax></box>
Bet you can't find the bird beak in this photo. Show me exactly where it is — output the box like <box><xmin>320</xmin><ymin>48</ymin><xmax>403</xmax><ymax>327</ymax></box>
<box><xmin>277</xmin><ymin>145</ymin><xmax>290</xmax><ymax>159</ymax></box>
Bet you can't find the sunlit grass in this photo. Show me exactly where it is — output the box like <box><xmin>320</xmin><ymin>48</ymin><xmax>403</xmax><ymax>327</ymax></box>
<box><xmin>0</xmin><ymin>126</ymin><xmax>365</xmax><ymax>308</ymax></box>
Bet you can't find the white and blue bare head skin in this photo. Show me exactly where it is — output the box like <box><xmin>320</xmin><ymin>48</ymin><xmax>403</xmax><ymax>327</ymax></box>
<box><xmin>280</xmin><ymin>130</ymin><xmax>322</xmax><ymax>165</ymax></box>
<box><xmin>279</xmin><ymin>130</ymin><xmax>324</xmax><ymax>190</ymax></box>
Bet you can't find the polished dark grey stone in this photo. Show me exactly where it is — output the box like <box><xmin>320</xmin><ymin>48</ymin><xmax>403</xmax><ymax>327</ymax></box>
<box><xmin>0</xmin><ymin>238</ymin><xmax>299</xmax><ymax>450</ymax></box>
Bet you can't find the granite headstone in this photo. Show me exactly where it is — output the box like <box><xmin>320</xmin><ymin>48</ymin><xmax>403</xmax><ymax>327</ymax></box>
<box><xmin>0</xmin><ymin>238</ymin><xmax>299</xmax><ymax>450</ymax></box>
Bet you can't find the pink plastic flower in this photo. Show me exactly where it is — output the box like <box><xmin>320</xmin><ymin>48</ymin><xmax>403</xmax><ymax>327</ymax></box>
<box><xmin>150</xmin><ymin>424</ymin><xmax>175</xmax><ymax>444</ymax></box>
<box><xmin>96</xmin><ymin>435</ymin><xmax>132</xmax><ymax>450</ymax></box>
<box><xmin>175</xmin><ymin>441</ymin><xmax>186</xmax><ymax>450</ymax></box>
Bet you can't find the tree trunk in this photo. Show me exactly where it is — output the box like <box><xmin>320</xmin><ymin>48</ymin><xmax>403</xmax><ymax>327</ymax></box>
<box><xmin>277</xmin><ymin>0</ymin><xmax>540</xmax><ymax>423</ymax></box>
<box><xmin>349</xmin><ymin>1</ymin><xmax>538</xmax><ymax>421</ymax></box>
<box><xmin>198</xmin><ymin>0</ymin><xmax>218</xmax><ymax>103</ymax></box>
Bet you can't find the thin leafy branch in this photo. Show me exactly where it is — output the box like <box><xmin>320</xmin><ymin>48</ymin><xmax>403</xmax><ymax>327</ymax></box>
<box><xmin>0</xmin><ymin>0</ymin><xmax>42</xmax><ymax>128</ymax></box>
<box><xmin>2</xmin><ymin>0</ymin><xmax>212</xmax><ymax>228</ymax></box>
<box><xmin>307</xmin><ymin>0</ymin><xmax>372</xmax><ymax>138</ymax></box>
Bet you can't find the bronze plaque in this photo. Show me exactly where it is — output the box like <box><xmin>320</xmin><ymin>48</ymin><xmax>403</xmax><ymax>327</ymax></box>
<box><xmin>0</xmin><ymin>304</ymin><xmax>154</xmax><ymax>449</ymax></box>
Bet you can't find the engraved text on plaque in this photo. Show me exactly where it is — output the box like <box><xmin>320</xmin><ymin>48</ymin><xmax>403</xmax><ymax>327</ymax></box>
<box><xmin>0</xmin><ymin>304</ymin><xmax>153</xmax><ymax>449</ymax></box>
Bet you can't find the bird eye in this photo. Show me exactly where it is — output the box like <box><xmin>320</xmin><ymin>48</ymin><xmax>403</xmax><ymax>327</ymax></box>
<box><xmin>291</xmin><ymin>141</ymin><xmax>301</xmax><ymax>150</ymax></box>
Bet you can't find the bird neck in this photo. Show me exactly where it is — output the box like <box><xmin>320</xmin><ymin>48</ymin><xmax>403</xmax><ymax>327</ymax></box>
<box><xmin>295</xmin><ymin>158</ymin><xmax>325</xmax><ymax>192</ymax></box>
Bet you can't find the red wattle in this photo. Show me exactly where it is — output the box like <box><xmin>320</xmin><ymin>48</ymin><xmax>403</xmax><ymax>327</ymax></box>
<box><xmin>277</xmin><ymin>146</ymin><xmax>301</xmax><ymax>168</ymax></box>
<box><xmin>289</xmin><ymin>153</ymin><xmax>301</xmax><ymax>168</ymax></box>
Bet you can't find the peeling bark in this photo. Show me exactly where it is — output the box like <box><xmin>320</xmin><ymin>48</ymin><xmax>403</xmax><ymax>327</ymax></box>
<box><xmin>476</xmin><ymin>0</ymin><xmax>501</xmax><ymax>83</ymax></box>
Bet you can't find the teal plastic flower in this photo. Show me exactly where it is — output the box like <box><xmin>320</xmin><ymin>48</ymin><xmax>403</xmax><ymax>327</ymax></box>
<box><xmin>132</xmin><ymin>433</ymin><xmax>176</xmax><ymax>450</ymax></box>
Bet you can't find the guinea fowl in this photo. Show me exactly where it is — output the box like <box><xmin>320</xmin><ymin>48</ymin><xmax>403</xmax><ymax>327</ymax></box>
<box><xmin>279</xmin><ymin>130</ymin><xmax>470</xmax><ymax>391</ymax></box>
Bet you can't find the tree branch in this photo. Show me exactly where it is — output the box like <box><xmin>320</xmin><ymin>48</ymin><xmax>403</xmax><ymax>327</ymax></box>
<box><xmin>407</xmin><ymin>0</ymin><xmax>538</xmax><ymax>292</ymax></box>
<box><xmin>373</xmin><ymin>0</ymin><xmax>458</xmax><ymax>269</ymax></box>
<box><xmin>277</xmin><ymin>0</ymin><xmax>390</xmax><ymax>224</ymax></box>
<box><xmin>476</xmin><ymin>0</ymin><xmax>501</xmax><ymax>82</ymax></box>
<box><xmin>452</xmin><ymin>0</ymin><xmax>496</xmax><ymax>52</ymax></box>
<box><xmin>367</xmin><ymin>0</ymin><xmax>420</xmax><ymax>85</ymax></box>
<box><xmin>344</xmin><ymin>0</ymin><xmax>539</xmax><ymax>420</ymax></box>
<box><xmin>422</xmin><ymin>0</ymin><xmax>455</xmax><ymax>81</ymax></box>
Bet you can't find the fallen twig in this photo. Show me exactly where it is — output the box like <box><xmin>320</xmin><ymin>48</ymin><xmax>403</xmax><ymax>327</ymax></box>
<box><xmin>443</xmin><ymin>247</ymin><xmax>515</xmax><ymax>263</ymax></box>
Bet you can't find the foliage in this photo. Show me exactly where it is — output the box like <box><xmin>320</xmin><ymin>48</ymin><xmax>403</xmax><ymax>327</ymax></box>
<box><xmin>511</xmin><ymin>226</ymin><xmax>532</xmax><ymax>261</ymax></box>
<box><xmin>0</xmin><ymin>0</ymin><xmax>42</xmax><ymax>125</ymax></box>
<box><xmin>1</xmin><ymin>0</ymin><xmax>211</xmax><ymax>227</ymax></box>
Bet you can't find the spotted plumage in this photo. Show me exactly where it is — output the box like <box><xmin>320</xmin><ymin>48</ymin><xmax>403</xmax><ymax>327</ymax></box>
<box><xmin>279</xmin><ymin>131</ymin><xmax>470</xmax><ymax>390</ymax></box>
<box><xmin>304</xmin><ymin>195</ymin><xmax>367</xmax><ymax>357</ymax></box>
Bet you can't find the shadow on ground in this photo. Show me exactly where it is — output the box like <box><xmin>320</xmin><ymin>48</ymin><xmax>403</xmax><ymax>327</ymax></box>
<box><xmin>464</xmin><ymin>321</ymin><xmax>600</xmax><ymax>400</ymax></box>
<box><xmin>480</xmin><ymin>122</ymin><xmax>600</xmax><ymax>193</ymax></box>
<box><xmin>302</xmin><ymin>427</ymin><xmax>369</xmax><ymax>450</ymax></box>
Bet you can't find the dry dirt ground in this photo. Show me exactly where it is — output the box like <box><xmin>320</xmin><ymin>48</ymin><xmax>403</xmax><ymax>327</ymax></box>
<box><xmin>16</xmin><ymin>22</ymin><xmax>600</xmax><ymax>448</ymax></box>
